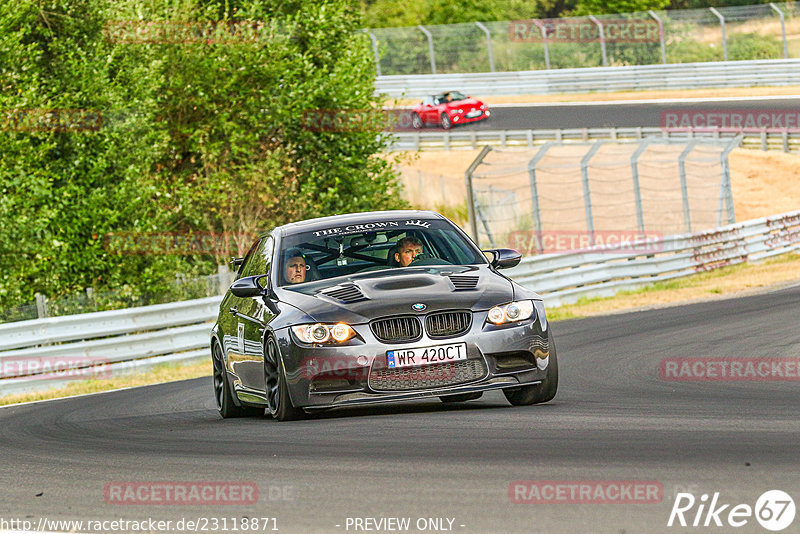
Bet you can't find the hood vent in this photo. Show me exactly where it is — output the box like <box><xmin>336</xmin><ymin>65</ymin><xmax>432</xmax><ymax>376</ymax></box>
<box><xmin>319</xmin><ymin>284</ymin><xmax>367</xmax><ymax>303</ymax></box>
<box><xmin>448</xmin><ymin>275</ymin><xmax>479</xmax><ymax>290</ymax></box>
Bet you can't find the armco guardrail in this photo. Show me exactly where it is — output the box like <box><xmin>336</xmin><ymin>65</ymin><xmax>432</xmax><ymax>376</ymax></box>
<box><xmin>505</xmin><ymin>210</ymin><xmax>800</xmax><ymax>307</ymax></box>
<box><xmin>375</xmin><ymin>59</ymin><xmax>800</xmax><ymax>98</ymax></box>
<box><xmin>2</xmin><ymin>211</ymin><xmax>799</xmax><ymax>395</ymax></box>
<box><xmin>389</xmin><ymin>127</ymin><xmax>800</xmax><ymax>152</ymax></box>
<box><xmin>0</xmin><ymin>296</ymin><xmax>221</xmax><ymax>396</ymax></box>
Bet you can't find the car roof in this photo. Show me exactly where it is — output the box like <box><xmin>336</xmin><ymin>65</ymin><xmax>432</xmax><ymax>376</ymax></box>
<box><xmin>276</xmin><ymin>210</ymin><xmax>446</xmax><ymax>237</ymax></box>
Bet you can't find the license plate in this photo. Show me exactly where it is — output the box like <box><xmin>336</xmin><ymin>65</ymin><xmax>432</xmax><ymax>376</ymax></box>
<box><xmin>387</xmin><ymin>342</ymin><xmax>467</xmax><ymax>369</ymax></box>
<box><xmin>466</xmin><ymin>110</ymin><xmax>482</xmax><ymax>118</ymax></box>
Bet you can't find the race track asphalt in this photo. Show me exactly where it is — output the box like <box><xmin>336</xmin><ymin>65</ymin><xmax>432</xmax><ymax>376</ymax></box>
<box><xmin>409</xmin><ymin>97</ymin><xmax>800</xmax><ymax>131</ymax></box>
<box><xmin>2</xmin><ymin>284</ymin><xmax>800</xmax><ymax>533</ymax></box>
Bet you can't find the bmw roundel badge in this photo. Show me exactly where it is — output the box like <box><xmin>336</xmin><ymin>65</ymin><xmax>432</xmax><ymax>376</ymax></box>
<box><xmin>412</xmin><ymin>303</ymin><xmax>427</xmax><ymax>311</ymax></box>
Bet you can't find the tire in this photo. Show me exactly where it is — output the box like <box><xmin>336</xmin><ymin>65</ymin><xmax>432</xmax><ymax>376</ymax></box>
<box><xmin>212</xmin><ymin>341</ymin><xmax>263</xmax><ymax>418</ymax></box>
<box><xmin>412</xmin><ymin>113</ymin><xmax>422</xmax><ymax>129</ymax></box>
<box><xmin>440</xmin><ymin>113</ymin><xmax>452</xmax><ymax>130</ymax></box>
<box><xmin>264</xmin><ymin>336</ymin><xmax>306</xmax><ymax>422</ymax></box>
<box><xmin>503</xmin><ymin>339</ymin><xmax>559</xmax><ymax>406</ymax></box>
<box><xmin>439</xmin><ymin>392</ymin><xmax>483</xmax><ymax>403</ymax></box>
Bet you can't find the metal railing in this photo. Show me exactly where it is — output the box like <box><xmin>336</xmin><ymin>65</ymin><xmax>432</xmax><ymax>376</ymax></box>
<box><xmin>366</xmin><ymin>3</ymin><xmax>800</xmax><ymax>76</ymax></box>
<box><xmin>389</xmin><ymin>127</ymin><xmax>800</xmax><ymax>152</ymax></box>
<box><xmin>0</xmin><ymin>297</ymin><xmax>220</xmax><ymax>396</ymax></box>
<box><xmin>375</xmin><ymin>58</ymin><xmax>800</xmax><ymax>98</ymax></box>
<box><xmin>505</xmin><ymin>209</ymin><xmax>800</xmax><ymax>307</ymax></box>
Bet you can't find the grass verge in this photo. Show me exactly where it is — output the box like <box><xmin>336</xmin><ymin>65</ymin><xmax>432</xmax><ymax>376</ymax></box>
<box><xmin>0</xmin><ymin>360</ymin><xmax>211</xmax><ymax>407</ymax></box>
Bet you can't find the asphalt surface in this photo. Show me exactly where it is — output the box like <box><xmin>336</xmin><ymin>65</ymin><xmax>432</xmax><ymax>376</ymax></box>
<box><xmin>410</xmin><ymin>97</ymin><xmax>800</xmax><ymax>131</ymax></box>
<box><xmin>2</xmin><ymin>284</ymin><xmax>800</xmax><ymax>533</ymax></box>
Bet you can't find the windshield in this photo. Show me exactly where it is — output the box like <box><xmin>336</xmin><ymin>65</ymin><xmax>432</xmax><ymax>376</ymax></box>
<box><xmin>277</xmin><ymin>218</ymin><xmax>485</xmax><ymax>286</ymax></box>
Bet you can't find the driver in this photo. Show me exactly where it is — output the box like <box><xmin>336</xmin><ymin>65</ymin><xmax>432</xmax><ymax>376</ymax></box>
<box><xmin>283</xmin><ymin>248</ymin><xmax>309</xmax><ymax>284</ymax></box>
<box><xmin>394</xmin><ymin>236</ymin><xmax>424</xmax><ymax>267</ymax></box>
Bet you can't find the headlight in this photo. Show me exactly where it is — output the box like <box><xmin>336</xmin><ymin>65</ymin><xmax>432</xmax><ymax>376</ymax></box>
<box><xmin>291</xmin><ymin>323</ymin><xmax>356</xmax><ymax>344</ymax></box>
<box><xmin>487</xmin><ymin>300</ymin><xmax>534</xmax><ymax>325</ymax></box>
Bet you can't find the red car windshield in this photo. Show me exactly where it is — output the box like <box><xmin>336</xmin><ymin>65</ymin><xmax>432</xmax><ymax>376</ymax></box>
<box><xmin>446</xmin><ymin>91</ymin><xmax>466</xmax><ymax>101</ymax></box>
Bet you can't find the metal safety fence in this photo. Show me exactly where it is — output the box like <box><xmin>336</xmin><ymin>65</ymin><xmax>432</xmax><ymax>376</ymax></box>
<box><xmin>0</xmin><ymin>297</ymin><xmax>221</xmax><ymax>397</ymax></box>
<box><xmin>2</xmin><ymin>209</ymin><xmax>798</xmax><ymax>396</ymax></box>
<box><xmin>505</xmin><ymin>209</ymin><xmax>800</xmax><ymax>306</ymax></box>
<box><xmin>366</xmin><ymin>2</ymin><xmax>800</xmax><ymax>76</ymax></box>
<box><xmin>389</xmin><ymin>127</ymin><xmax>800</xmax><ymax>152</ymax></box>
<box><xmin>375</xmin><ymin>58</ymin><xmax>800</xmax><ymax>97</ymax></box>
<box><xmin>463</xmin><ymin>138</ymin><xmax>740</xmax><ymax>250</ymax></box>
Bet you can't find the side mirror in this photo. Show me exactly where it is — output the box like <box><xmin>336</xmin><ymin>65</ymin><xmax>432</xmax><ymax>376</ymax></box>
<box><xmin>230</xmin><ymin>275</ymin><xmax>268</xmax><ymax>298</ymax></box>
<box><xmin>483</xmin><ymin>248</ymin><xmax>522</xmax><ymax>269</ymax></box>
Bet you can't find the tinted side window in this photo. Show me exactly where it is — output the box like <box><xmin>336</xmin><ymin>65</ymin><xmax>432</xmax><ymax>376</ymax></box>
<box><xmin>241</xmin><ymin>236</ymin><xmax>274</xmax><ymax>278</ymax></box>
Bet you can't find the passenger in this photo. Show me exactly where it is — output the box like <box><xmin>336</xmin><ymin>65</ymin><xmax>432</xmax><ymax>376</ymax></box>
<box><xmin>394</xmin><ymin>237</ymin><xmax>424</xmax><ymax>267</ymax></box>
<box><xmin>283</xmin><ymin>248</ymin><xmax>309</xmax><ymax>284</ymax></box>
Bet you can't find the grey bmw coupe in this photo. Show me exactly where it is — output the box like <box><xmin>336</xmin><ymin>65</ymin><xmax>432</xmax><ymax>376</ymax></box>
<box><xmin>211</xmin><ymin>210</ymin><xmax>557</xmax><ymax>421</ymax></box>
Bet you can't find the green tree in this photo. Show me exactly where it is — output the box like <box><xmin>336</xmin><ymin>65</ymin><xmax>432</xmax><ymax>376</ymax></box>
<box><xmin>571</xmin><ymin>0</ymin><xmax>670</xmax><ymax>16</ymax></box>
<box><xmin>0</xmin><ymin>0</ymin><xmax>405</xmax><ymax>313</ymax></box>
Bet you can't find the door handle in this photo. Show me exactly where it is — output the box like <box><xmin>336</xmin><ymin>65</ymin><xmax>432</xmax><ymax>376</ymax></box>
<box><xmin>229</xmin><ymin>307</ymin><xmax>238</xmax><ymax>317</ymax></box>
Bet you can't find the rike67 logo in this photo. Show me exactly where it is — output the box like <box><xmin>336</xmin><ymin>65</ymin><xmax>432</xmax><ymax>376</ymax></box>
<box><xmin>668</xmin><ymin>490</ymin><xmax>796</xmax><ymax>531</ymax></box>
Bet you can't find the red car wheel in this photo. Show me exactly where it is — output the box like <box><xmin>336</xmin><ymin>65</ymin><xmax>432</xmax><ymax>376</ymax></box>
<box><xmin>440</xmin><ymin>113</ymin><xmax>452</xmax><ymax>130</ymax></box>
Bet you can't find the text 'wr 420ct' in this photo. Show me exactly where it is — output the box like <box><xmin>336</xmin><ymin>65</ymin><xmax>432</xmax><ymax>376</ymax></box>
<box><xmin>211</xmin><ymin>210</ymin><xmax>557</xmax><ymax>421</ymax></box>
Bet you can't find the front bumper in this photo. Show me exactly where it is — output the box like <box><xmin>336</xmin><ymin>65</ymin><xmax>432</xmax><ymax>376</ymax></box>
<box><xmin>451</xmin><ymin>110</ymin><xmax>490</xmax><ymax>125</ymax></box>
<box><xmin>274</xmin><ymin>309</ymin><xmax>551</xmax><ymax>409</ymax></box>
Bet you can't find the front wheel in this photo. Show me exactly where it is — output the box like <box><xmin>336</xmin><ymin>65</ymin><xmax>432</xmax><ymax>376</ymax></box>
<box><xmin>213</xmin><ymin>341</ymin><xmax>262</xmax><ymax>418</ymax></box>
<box><xmin>503</xmin><ymin>339</ymin><xmax>559</xmax><ymax>406</ymax></box>
<box><xmin>440</xmin><ymin>113</ymin><xmax>452</xmax><ymax>130</ymax></box>
<box><xmin>264</xmin><ymin>336</ymin><xmax>306</xmax><ymax>421</ymax></box>
<box><xmin>412</xmin><ymin>113</ymin><xmax>422</xmax><ymax>129</ymax></box>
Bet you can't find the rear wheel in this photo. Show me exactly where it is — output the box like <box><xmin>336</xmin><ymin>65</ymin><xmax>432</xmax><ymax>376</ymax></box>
<box><xmin>264</xmin><ymin>336</ymin><xmax>306</xmax><ymax>422</ymax></box>
<box><xmin>440</xmin><ymin>113</ymin><xmax>452</xmax><ymax>130</ymax></box>
<box><xmin>412</xmin><ymin>113</ymin><xmax>422</xmax><ymax>129</ymax></box>
<box><xmin>503</xmin><ymin>339</ymin><xmax>559</xmax><ymax>406</ymax></box>
<box><xmin>213</xmin><ymin>341</ymin><xmax>262</xmax><ymax>418</ymax></box>
<box><xmin>439</xmin><ymin>392</ymin><xmax>483</xmax><ymax>403</ymax></box>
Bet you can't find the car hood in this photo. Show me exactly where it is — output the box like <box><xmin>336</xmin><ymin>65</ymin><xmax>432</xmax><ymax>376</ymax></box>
<box><xmin>448</xmin><ymin>98</ymin><xmax>482</xmax><ymax>109</ymax></box>
<box><xmin>275</xmin><ymin>265</ymin><xmax>513</xmax><ymax>324</ymax></box>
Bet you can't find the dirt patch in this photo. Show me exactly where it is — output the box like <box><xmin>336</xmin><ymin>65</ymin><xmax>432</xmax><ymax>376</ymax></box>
<box><xmin>729</xmin><ymin>149</ymin><xmax>800</xmax><ymax>222</ymax></box>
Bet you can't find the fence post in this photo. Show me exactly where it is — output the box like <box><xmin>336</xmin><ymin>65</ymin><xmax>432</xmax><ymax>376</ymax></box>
<box><xmin>532</xmin><ymin>20</ymin><xmax>551</xmax><ymax>70</ymax></box>
<box><xmin>709</xmin><ymin>8</ymin><xmax>728</xmax><ymax>61</ymax></box>
<box><xmin>769</xmin><ymin>3</ymin><xmax>789</xmax><ymax>59</ymax></box>
<box><xmin>648</xmin><ymin>10</ymin><xmax>667</xmax><ymax>64</ymax></box>
<box><xmin>678</xmin><ymin>140</ymin><xmax>698</xmax><ymax>233</ymax></box>
<box><xmin>589</xmin><ymin>15</ymin><xmax>608</xmax><ymax>67</ymax></box>
<box><xmin>218</xmin><ymin>264</ymin><xmax>230</xmax><ymax>295</ymax></box>
<box><xmin>465</xmin><ymin>145</ymin><xmax>493</xmax><ymax>244</ymax></box>
<box><xmin>630</xmin><ymin>138</ymin><xmax>651</xmax><ymax>233</ymax></box>
<box><xmin>718</xmin><ymin>135</ymin><xmax>741</xmax><ymax>225</ymax></box>
<box><xmin>475</xmin><ymin>22</ymin><xmax>495</xmax><ymax>72</ymax></box>
<box><xmin>35</xmin><ymin>293</ymin><xmax>48</xmax><ymax>319</ymax></box>
<box><xmin>363</xmin><ymin>30</ymin><xmax>381</xmax><ymax>76</ymax></box>
<box><xmin>528</xmin><ymin>142</ymin><xmax>554</xmax><ymax>253</ymax></box>
<box><xmin>418</xmin><ymin>25</ymin><xmax>436</xmax><ymax>74</ymax></box>
<box><xmin>581</xmin><ymin>141</ymin><xmax>604</xmax><ymax>245</ymax></box>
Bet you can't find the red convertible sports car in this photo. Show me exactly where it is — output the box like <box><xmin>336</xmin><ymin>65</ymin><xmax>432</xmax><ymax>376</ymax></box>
<box><xmin>411</xmin><ymin>91</ymin><xmax>490</xmax><ymax>130</ymax></box>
